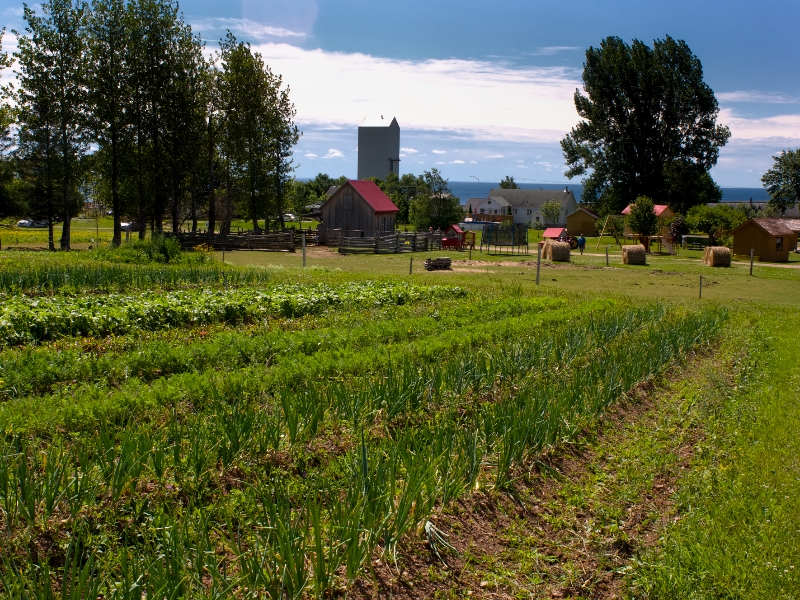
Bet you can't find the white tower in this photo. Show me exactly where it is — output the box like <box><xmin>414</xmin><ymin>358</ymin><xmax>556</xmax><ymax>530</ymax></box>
<box><xmin>357</xmin><ymin>116</ymin><xmax>400</xmax><ymax>180</ymax></box>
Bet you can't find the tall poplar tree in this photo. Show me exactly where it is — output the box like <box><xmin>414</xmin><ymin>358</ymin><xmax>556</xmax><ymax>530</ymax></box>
<box><xmin>15</xmin><ymin>0</ymin><xmax>89</xmax><ymax>250</ymax></box>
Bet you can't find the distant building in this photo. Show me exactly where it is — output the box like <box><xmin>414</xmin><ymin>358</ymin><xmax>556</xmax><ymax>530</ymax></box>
<box><xmin>469</xmin><ymin>188</ymin><xmax>578</xmax><ymax>226</ymax></box>
<box><xmin>732</xmin><ymin>218</ymin><xmax>800</xmax><ymax>262</ymax></box>
<box><xmin>566</xmin><ymin>207</ymin><xmax>599</xmax><ymax>236</ymax></box>
<box><xmin>319</xmin><ymin>180</ymin><xmax>399</xmax><ymax>244</ymax></box>
<box><xmin>357</xmin><ymin>116</ymin><xmax>400</xmax><ymax>180</ymax></box>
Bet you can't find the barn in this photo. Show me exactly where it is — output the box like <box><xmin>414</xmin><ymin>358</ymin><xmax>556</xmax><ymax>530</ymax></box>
<box><xmin>318</xmin><ymin>180</ymin><xmax>399</xmax><ymax>245</ymax></box>
<box><xmin>732</xmin><ymin>218</ymin><xmax>799</xmax><ymax>262</ymax></box>
<box><xmin>566</xmin><ymin>207</ymin><xmax>599</xmax><ymax>236</ymax></box>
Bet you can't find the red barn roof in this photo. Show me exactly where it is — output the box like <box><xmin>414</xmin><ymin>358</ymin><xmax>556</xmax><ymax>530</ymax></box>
<box><xmin>446</xmin><ymin>224</ymin><xmax>464</xmax><ymax>234</ymax></box>
<box><xmin>542</xmin><ymin>227</ymin><xmax>567</xmax><ymax>239</ymax></box>
<box><xmin>622</xmin><ymin>203</ymin><xmax>671</xmax><ymax>216</ymax></box>
<box><xmin>347</xmin><ymin>180</ymin><xmax>399</xmax><ymax>214</ymax></box>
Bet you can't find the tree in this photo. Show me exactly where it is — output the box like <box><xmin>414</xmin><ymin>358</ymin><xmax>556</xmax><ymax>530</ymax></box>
<box><xmin>0</xmin><ymin>29</ymin><xmax>20</xmax><ymax>220</ymax></box>
<box><xmin>627</xmin><ymin>196</ymin><xmax>659</xmax><ymax>247</ymax></box>
<box><xmin>15</xmin><ymin>0</ymin><xmax>90</xmax><ymax>250</ymax></box>
<box><xmin>761</xmin><ymin>149</ymin><xmax>800</xmax><ymax>216</ymax></box>
<box><xmin>540</xmin><ymin>199</ymin><xmax>563</xmax><ymax>226</ymax></box>
<box><xmin>561</xmin><ymin>36</ymin><xmax>730</xmax><ymax>216</ymax></box>
<box><xmin>499</xmin><ymin>175</ymin><xmax>519</xmax><ymax>189</ymax></box>
<box><xmin>409</xmin><ymin>168</ymin><xmax>461</xmax><ymax>230</ymax></box>
<box><xmin>686</xmin><ymin>204</ymin><xmax>744</xmax><ymax>245</ymax></box>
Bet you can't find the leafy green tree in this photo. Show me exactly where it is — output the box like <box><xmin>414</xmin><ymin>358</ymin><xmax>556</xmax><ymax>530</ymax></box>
<box><xmin>409</xmin><ymin>168</ymin><xmax>461</xmax><ymax>230</ymax></box>
<box><xmin>627</xmin><ymin>196</ymin><xmax>659</xmax><ymax>238</ymax></box>
<box><xmin>686</xmin><ymin>204</ymin><xmax>744</xmax><ymax>245</ymax></box>
<box><xmin>499</xmin><ymin>175</ymin><xmax>519</xmax><ymax>189</ymax></box>
<box><xmin>540</xmin><ymin>199</ymin><xmax>563</xmax><ymax>226</ymax></box>
<box><xmin>0</xmin><ymin>29</ymin><xmax>21</xmax><ymax>220</ymax></box>
<box><xmin>15</xmin><ymin>0</ymin><xmax>90</xmax><ymax>250</ymax></box>
<box><xmin>761</xmin><ymin>149</ymin><xmax>800</xmax><ymax>215</ymax></box>
<box><xmin>561</xmin><ymin>36</ymin><xmax>730</xmax><ymax>216</ymax></box>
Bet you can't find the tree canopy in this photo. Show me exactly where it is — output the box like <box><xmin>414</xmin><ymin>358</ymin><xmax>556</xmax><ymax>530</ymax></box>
<box><xmin>761</xmin><ymin>149</ymin><xmax>800</xmax><ymax>216</ymax></box>
<box><xmin>540</xmin><ymin>200</ymin><xmax>563</xmax><ymax>226</ymax></box>
<box><xmin>499</xmin><ymin>176</ymin><xmax>519</xmax><ymax>189</ymax></box>
<box><xmin>408</xmin><ymin>169</ymin><xmax>462</xmax><ymax>230</ymax></box>
<box><xmin>686</xmin><ymin>204</ymin><xmax>745</xmax><ymax>245</ymax></box>
<box><xmin>561</xmin><ymin>36</ymin><xmax>730</xmax><ymax>216</ymax></box>
<box><xmin>626</xmin><ymin>196</ymin><xmax>659</xmax><ymax>237</ymax></box>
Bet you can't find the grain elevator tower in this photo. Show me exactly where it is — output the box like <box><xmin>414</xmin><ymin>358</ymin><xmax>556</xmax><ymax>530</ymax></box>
<box><xmin>357</xmin><ymin>116</ymin><xmax>400</xmax><ymax>180</ymax></box>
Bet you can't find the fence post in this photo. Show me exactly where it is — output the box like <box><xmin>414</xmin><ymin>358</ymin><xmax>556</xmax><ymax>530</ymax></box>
<box><xmin>302</xmin><ymin>232</ymin><xmax>306</xmax><ymax>267</ymax></box>
<box><xmin>409</xmin><ymin>257</ymin><xmax>413</xmax><ymax>275</ymax></box>
<box><xmin>396</xmin><ymin>232</ymin><xmax>400</xmax><ymax>253</ymax></box>
<box><xmin>606</xmin><ymin>245</ymin><xmax>609</xmax><ymax>267</ymax></box>
<box><xmin>536</xmin><ymin>243</ymin><xmax>541</xmax><ymax>285</ymax></box>
<box><xmin>699</xmin><ymin>275</ymin><xmax>703</xmax><ymax>299</ymax></box>
<box><xmin>750</xmin><ymin>248</ymin><xmax>754</xmax><ymax>276</ymax></box>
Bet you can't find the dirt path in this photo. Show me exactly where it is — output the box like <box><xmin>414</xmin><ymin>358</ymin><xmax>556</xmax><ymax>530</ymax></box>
<box><xmin>349</xmin><ymin>346</ymin><xmax>735</xmax><ymax>599</ymax></box>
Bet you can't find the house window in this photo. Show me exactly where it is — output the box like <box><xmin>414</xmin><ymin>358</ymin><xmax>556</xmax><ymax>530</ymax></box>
<box><xmin>776</xmin><ymin>237</ymin><xmax>783</xmax><ymax>251</ymax></box>
<box><xmin>527</xmin><ymin>209</ymin><xmax>532</xmax><ymax>215</ymax></box>
<box><xmin>487</xmin><ymin>200</ymin><xmax>491</xmax><ymax>204</ymax></box>
<box><xmin>513</xmin><ymin>209</ymin><xmax>517</xmax><ymax>214</ymax></box>
<box><xmin>494</xmin><ymin>210</ymin><xmax>497</xmax><ymax>215</ymax></box>
<box><xmin>480</xmin><ymin>209</ymin><xmax>485</xmax><ymax>214</ymax></box>
<box><xmin>535</xmin><ymin>216</ymin><xmax>540</xmax><ymax>222</ymax></box>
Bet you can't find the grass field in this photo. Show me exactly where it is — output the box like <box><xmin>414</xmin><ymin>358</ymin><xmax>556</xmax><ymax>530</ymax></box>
<box><xmin>0</xmin><ymin>242</ymin><xmax>797</xmax><ymax>598</ymax></box>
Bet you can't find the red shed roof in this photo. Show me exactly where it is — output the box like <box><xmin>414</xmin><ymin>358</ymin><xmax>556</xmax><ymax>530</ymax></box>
<box><xmin>543</xmin><ymin>227</ymin><xmax>567</xmax><ymax>239</ymax></box>
<box><xmin>622</xmin><ymin>204</ymin><xmax>671</xmax><ymax>216</ymax></box>
<box><xmin>446</xmin><ymin>224</ymin><xmax>464</xmax><ymax>234</ymax></box>
<box><xmin>347</xmin><ymin>180</ymin><xmax>399</xmax><ymax>214</ymax></box>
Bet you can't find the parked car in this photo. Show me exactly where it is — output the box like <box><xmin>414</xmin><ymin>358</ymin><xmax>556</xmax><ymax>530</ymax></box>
<box><xmin>31</xmin><ymin>219</ymin><xmax>48</xmax><ymax>228</ymax></box>
<box><xmin>283</xmin><ymin>213</ymin><xmax>297</xmax><ymax>222</ymax></box>
<box><xmin>120</xmin><ymin>221</ymin><xmax>143</xmax><ymax>232</ymax></box>
<box><xmin>16</xmin><ymin>219</ymin><xmax>32</xmax><ymax>228</ymax></box>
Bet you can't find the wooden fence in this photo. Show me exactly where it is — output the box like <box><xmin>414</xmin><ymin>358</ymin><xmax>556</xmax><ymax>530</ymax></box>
<box><xmin>333</xmin><ymin>231</ymin><xmax>444</xmax><ymax>254</ymax></box>
<box><xmin>170</xmin><ymin>232</ymin><xmax>295</xmax><ymax>252</ymax></box>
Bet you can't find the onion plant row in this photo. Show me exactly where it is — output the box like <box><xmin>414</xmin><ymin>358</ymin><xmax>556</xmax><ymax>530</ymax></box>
<box><xmin>0</xmin><ymin>282</ymin><xmax>465</xmax><ymax>347</ymax></box>
<box><xmin>0</xmin><ymin>303</ymin><xmax>725</xmax><ymax>597</ymax></box>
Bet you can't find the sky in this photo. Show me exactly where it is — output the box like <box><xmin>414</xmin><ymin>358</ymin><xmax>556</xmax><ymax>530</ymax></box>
<box><xmin>2</xmin><ymin>0</ymin><xmax>800</xmax><ymax>188</ymax></box>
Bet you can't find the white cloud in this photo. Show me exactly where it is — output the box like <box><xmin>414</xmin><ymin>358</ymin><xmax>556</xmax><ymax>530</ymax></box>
<box><xmin>432</xmin><ymin>149</ymin><xmax>447</xmax><ymax>154</ymax></box>
<box><xmin>435</xmin><ymin>161</ymin><xmax>446</xmax><ymax>165</ymax></box>
<box><xmin>530</xmin><ymin>46</ymin><xmax>581</xmax><ymax>56</ymax></box>
<box><xmin>450</xmin><ymin>160</ymin><xmax>465</xmax><ymax>164</ymax></box>
<box><xmin>469</xmin><ymin>160</ymin><xmax>477</xmax><ymax>164</ymax></box>
<box><xmin>515</xmin><ymin>160</ymin><xmax>525</xmax><ymax>163</ymax></box>
<box><xmin>486</xmin><ymin>154</ymin><xmax>504</xmax><ymax>159</ymax></box>
<box><xmin>717</xmin><ymin>91</ymin><xmax>799</xmax><ymax>104</ymax></box>
<box><xmin>518</xmin><ymin>165</ymin><xmax>529</xmax><ymax>169</ymax></box>
<box><xmin>304</xmin><ymin>152</ymin><xmax>318</xmax><ymax>158</ymax></box>
<box><xmin>718</xmin><ymin>108</ymin><xmax>800</xmax><ymax>142</ymax></box>
<box><xmin>322</xmin><ymin>148</ymin><xmax>345</xmax><ymax>159</ymax></box>
<box><xmin>192</xmin><ymin>17</ymin><xmax>307</xmax><ymax>41</ymax></box>
<box><xmin>247</xmin><ymin>42</ymin><xmax>582</xmax><ymax>144</ymax></box>
<box><xmin>401</xmin><ymin>147</ymin><xmax>418</xmax><ymax>154</ymax></box>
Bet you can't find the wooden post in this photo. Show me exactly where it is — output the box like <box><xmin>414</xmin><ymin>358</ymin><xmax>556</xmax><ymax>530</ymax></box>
<box><xmin>222</xmin><ymin>244</ymin><xmax>225</xmax><ymax>263</ymax></box>
<box><xmin>605</xmin><ymin>245</ymin><xmax>609</xmax><ymax>266</ymax></box>
<box><xmin>699</xmin><ymin>275</ymin><xmax>703</xmax><ymax>299</ymax></box>
<box><xmin>409</xmin><ymin>257</ymin><xmax>413</xmax><ymax>274</ymax></box>
<box><xmin>302</xmin><ymin>232</ymin><xmax>306</xmax><ymax>267</ymax></box>
<box><xmin>536</xmin><ymin>243</ymin><xmax>541</xmax><ymax>285</ymax></box>
<box><xmin>750</xmin><ymin>248</ymin><xmax>754</xmax><ymax>276</ymax></box>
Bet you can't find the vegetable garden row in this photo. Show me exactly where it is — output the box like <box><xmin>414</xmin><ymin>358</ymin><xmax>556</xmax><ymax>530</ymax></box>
<box><xmin>0</xmin><ymin>253</ymin><xmax>726</xmax><ymax>598</ymax></box>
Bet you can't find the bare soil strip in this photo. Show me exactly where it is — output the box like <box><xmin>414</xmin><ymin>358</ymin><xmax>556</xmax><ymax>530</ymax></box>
<box><xmin>349</xmin><ymin>346</ymin><xmax>733</xmax><ymax>599</ymax></box>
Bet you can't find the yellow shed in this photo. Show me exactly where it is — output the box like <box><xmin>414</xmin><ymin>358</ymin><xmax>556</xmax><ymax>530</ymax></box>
<box><xmin>566</xmin><ymin>207</ymin><xmax>599</xmax><ymax>236</ymax></box>
<box><xmin>732</xmin><ymin>218</ymin><xmax>798</xmax><ymax>262</ymax></box>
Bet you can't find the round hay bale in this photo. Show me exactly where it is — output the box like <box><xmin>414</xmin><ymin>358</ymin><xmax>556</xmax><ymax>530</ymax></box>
<box><xmin>704</xmin><ymin>246</ymin><xmax>731</xmax><ymax>267</ymax></box>
<box><xmin>545</xmin><ymin>240</ymin><xmax>571</xmax><ymax>262</ymax></box>
<box><xmin>622</xmin><ymin>244</ymin><xmax>646</xmax><ymax>265</ymax></box>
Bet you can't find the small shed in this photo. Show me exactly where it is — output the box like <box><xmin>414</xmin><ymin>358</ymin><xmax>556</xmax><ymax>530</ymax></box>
<box><xmin>566</xmin><ymin>207</ymin><xmax>599</xmax><ymax>236</ymax></box>
<box><xmin>732</xmin><ymin>218</ymin><xmax>798</xmax><ymax>262</ymax></box>
<box><xmin>319</xmin><ymin>180</ymin><xmax>399</xmax><ymax>245</ymax></box>
<box><xmin>542</xmin><ymin>227</ymin><xmax>567</xmax><ymax>240</ymax></box>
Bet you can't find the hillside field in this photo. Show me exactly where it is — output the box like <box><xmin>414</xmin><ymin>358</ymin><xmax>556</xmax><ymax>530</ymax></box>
<box><xmin>0</xmin><ymin>243</ymin><xmax>797</xmax><ymax>599</ymax></box>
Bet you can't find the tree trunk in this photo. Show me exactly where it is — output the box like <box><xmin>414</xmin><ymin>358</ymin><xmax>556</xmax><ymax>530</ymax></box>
<box><xmin>191</xmin><ymin>184</ymin><xmax>197</xmax><ymax>232</ymax></box>
<box><xmin>207</xmin><ymin>121</ymin><xmax>216</xmax><ymax>239</ymax></box>
<box><xmin>111</xmin><ymin>129</ymin><xmax>121</xmax><ymax>247</ymax></box>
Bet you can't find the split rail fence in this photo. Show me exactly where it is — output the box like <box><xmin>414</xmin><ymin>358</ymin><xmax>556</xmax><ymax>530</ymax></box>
<box><xmin>327</xmin><ymin>230</ymin><xmax>444</xmax><ymax>254</ymax></box>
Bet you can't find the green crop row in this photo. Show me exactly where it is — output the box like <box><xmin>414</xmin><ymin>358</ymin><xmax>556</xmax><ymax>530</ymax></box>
<box><xmin>0</xmin><ymin>304</ymin><xmax>726</xmax><ymax>598</ymax></box>
<box><xmin>0</xmin><ymin>282</ymin><xmax>465</xmax><ymax>346</ymax></box>
<box><xmin>0</xmin><ymin>296</ymin><xmax>568</xmax><ymax>399</ymax></box>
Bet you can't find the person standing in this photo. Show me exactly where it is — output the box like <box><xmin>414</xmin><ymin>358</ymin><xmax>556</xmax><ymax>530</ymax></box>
<box><xmin>578</xmin><ymin>234</ymin><xmax>586</xmax><ymax>255</ymax></box>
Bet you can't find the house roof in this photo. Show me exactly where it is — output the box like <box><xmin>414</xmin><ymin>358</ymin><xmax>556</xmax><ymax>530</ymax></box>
<box><xmin>326</xmin><ymin>186</ymin><xmax>339</xmax><ymax>197</ymax></box>
<box><xmin>487</xmin><ymin>188</ymin><xmax>575</xmax><ymax>208</ymax></box>
<box><xmin>446</xmin><ymin>224</ymin><xmax>464</xmax><ymax>234</ymax></box>
<box><xmin>735</xmin><ymin>218</ymin><xmax>796</xmax><ymax>236</ymax></box>
<box><xmin>359</xmin><ymin>116</ymin><xmax>399</xmax><ymax>128</ymax></box>
<box><xmin>567</xmin><ymin>206</ymin><xmax>599</xmax><ymax>219</ymax></box>
<box><xmin>542</xmin><ymin>227</ymin><xmax>567</xmax><ymax>239</ymax></box>
<box><xmin>345</xmin><ymin>180</ymin><xmax>399</xmax><ymax>214</ymax></box>
<box><xmin>621</xmin><ymin>204</ymin><xmax>672</xmax><ymax>216</ymax></box>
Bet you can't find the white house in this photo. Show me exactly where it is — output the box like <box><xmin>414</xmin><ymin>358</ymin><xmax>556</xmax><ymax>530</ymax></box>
<box><xmin>467</xmin><ymin>188</ymin><xmax>578</xmax><ymax>226</ymax></box>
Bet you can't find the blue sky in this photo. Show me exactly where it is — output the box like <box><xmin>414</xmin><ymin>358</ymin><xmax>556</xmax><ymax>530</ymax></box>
<box><xmin>3</xmin><ymin>0</ymin><xmax>799</xmax><ymax>187</ymax></box>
